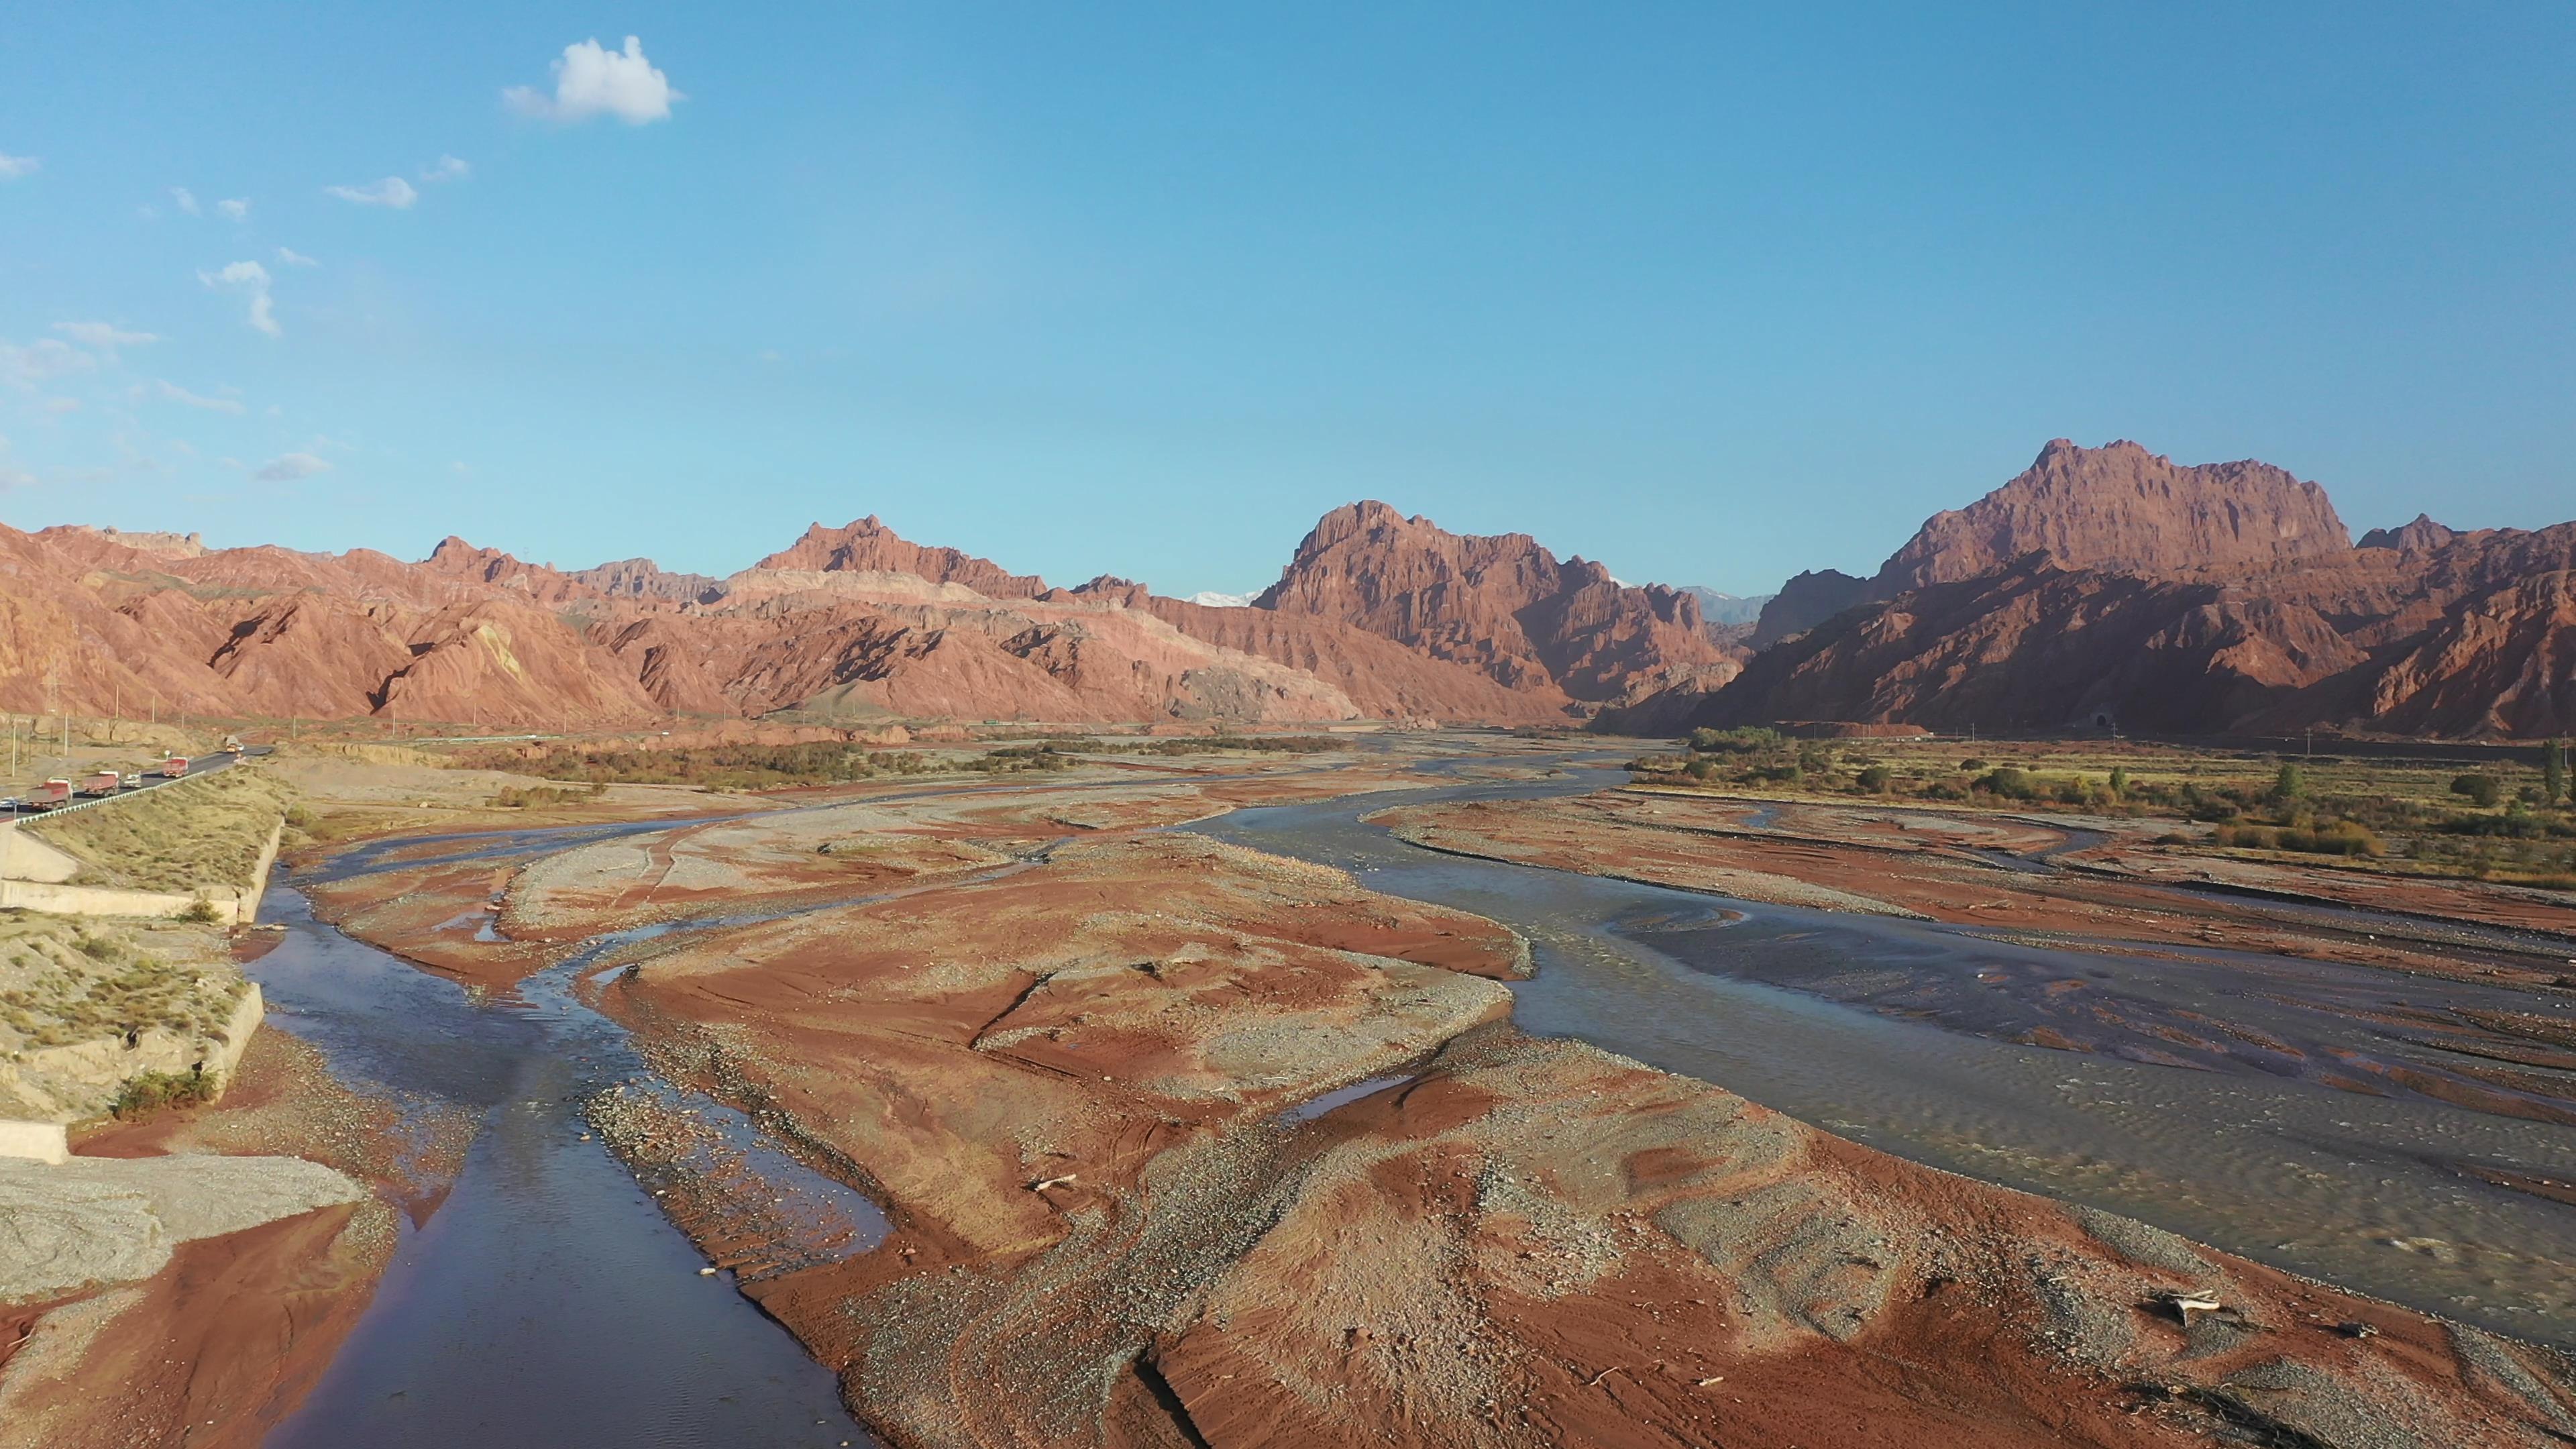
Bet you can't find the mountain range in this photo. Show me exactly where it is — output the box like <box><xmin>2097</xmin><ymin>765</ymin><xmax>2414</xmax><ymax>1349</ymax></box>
<box><xmin>4</xmin><ymin>437</ymin><xmax>2566</xmax><ymax>738</ymax></box>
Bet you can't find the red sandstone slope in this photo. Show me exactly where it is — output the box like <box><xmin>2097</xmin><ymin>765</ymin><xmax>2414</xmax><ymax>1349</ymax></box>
<box><xmin>1</xmin><ymin>510</ymin><xmax>1571</xmax><ymax>729</ymax></box>
<box><xmin>753</xmin><ymin>517</ymin><xmax>1050</xmax><ymax>599</ymax></box>
<box><xmin>1754</xmin><ymin>439</ymin><xmax>2352</xmax><ymax>646</ymax></box>
<box><xmin>1254</xmin><ymin>500</ymin><xmax>1736</xmax><ymax>703</ymax></box>
<box><xmin>1622</xmin><ymin>447</ymin><xmax>2576</xmax><ymax>739</ymax></box>
<box><xmin>1880</xmin><ymin>437</ymin><xmax>2349</xmax><ymax>589</ymax></box>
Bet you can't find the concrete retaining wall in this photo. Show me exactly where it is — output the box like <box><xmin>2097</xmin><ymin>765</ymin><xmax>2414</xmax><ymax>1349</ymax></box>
<box><xmin>0</xmin><ymin>820</ymin><xmax>283</xmax><ymax>926</ymax></box>
<box><xmin>0</xmin><ymin>822</ymin><xmax>80</xmax><ymax>883</ymax></box>
<box><xmin>0</xmin><ymin>983</ymin><xmax>264</xmax><ymax>1127</ymax></box>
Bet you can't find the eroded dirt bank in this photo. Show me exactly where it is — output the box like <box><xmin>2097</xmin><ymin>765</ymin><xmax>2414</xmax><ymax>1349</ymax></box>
<box><xmin>292</xmin><ymin>755</ymin><xmax>2576</xmax><ymax>1446</ymax></box>
<box><xmin>0</xmin><ymin>1029</ymin><xmax>469</xmax><ymax>1449</ymax></box>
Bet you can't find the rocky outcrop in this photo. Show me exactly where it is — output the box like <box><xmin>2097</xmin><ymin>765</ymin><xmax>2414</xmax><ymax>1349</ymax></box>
<box><xmin>1751</xmin><ymin>439</ymin><xmax>2351</xmax><ymax>647</ymax></box>
<box><xmin>753</xmin><ymin>517</ymin><xmax>1050</xmax><ymax>600</ymax></box>
<box><xmin>1878</xmin><ymin>438</ymin><xmax>2349</xmax><ymax>589</ymax></box>
<box><xmin>570</xmin><ymin>557</ymin><xmax>720</xmax><ymax>602</ymax></box>
<box><xmin>1623</xmin><ymin>519</ymin><xmax>2576</xmax><ymax>740</ymax></box>
<box><xmin>1751</xmin><ymin>569</ymin><xmax>1877</xmax><ymax>647</ymax></box>
<box><xmin>1254</xmin><ymin>501</ymin><xmax>1735</xmax><ymax>703</ymax></box>
<box><xmin>2358</xmin><ymin>514</ymin><xmax>2460</xmax><ymax>552</ymax></box>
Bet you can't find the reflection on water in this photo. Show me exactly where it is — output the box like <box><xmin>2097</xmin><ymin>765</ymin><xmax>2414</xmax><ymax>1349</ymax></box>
<box><xmin>253</xmin><ymin>883</ymin><xmax>873</xmax><ymax>1448</ymax></box>
<box><xmin>1191</xmin><ymin>770</ymin><xmax>2576</xmax><ymax>1350</ymax></box>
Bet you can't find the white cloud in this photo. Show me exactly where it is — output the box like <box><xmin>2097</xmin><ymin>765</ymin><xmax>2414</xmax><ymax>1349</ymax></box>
<box><xmin>505</xmin><ymin>36</ymin><xmax>682</xmax><ymax>125</ymax></box>
<box><xmin>325</xmin><ymin>176</ymin><xmax>418</xmax><ymax>209</ymax></box>
<box><xmin>0</xmin><ymin>337</ymin><xmax>96</xmax><ymax>387</ymax></box>
<box><xmin>53</xmin><ymin>321</ymin><xmax>161</xmax><ymax>357</ymax></box>
<box><xmin>170</xmin><ymin>186</ymin><xmax>201</xmax><ymax>215</ymax></box>
<box><xmin>1187</xmin><ymin>591</ymin><xmax>1254</xmax><ymax>608</ymax></box>
<box><xmin>42</xmin><ymin>396</ymin><xmax>80</xmax><ymax>415</ymax></box>
<box><xmin>217</xmin><ymin>197</ymin><xmax>250</xmax><ymax>221</ymax></box>
<box><xmin>0</xmin><ymin>435</ymin><xmax>32</xmax><ymax>491</ymax></box>
<box><xmin>199</xmin><ymin>260</ymin><xmax>280</xmax><ymax>337</ymax></box>
<box><xmin>275</xmin><ymin>246</ymin><xmax>319</xmax><ymax>268</ymax></box>
<box><xmin>157</xmin><ymin>380</ymin><xmax>246</xmax><ymax>414</ymax></box>
<box><xmin>422</xmin><ymin>154</ymin><xmax>472</xmax><ymax>183</ymax></box>
<box><xmin>0</xmin><ymin>153</ymin><xmax>38</xmax><ymax>180</ymax></box>
<box><xmin>250</xmin><ymin>451</ymin><xmax>331</xmax><ymax>482</ymax></box>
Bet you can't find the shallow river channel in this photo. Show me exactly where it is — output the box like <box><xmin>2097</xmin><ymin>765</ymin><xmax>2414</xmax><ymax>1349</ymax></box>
<box><xmin>241</xmin><ymin>759</ymin><xmax>2576</xmax><ymax>1445</ymax></box>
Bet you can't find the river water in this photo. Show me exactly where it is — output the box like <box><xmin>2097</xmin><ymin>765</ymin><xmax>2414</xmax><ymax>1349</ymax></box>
<box><xmin>241</xmin><ymin>758</ymin><xmax>2576</xmax><ymax>1447</ymax></box>
<box><xmin>250</xmin><ymin>881</ymin><xmax>877</xmax><ymax>1448</ymax></box>
<box><xmin>1193</xmin><ymin>765</ymin><xmax>2576</xmax><ymax>1351</ymax></box>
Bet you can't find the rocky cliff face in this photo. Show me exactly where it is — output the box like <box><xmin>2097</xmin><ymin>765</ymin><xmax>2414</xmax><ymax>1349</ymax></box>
<box><xmin>1254</xmin><ymin>501</ymin><xmax>1735</xmax><ymax>703</ymax></box>
<box><xmin>752</xmin><ymin>517</ymin><xmax>1050</xmax><ymax>600</ymax></box>
<box><xmin>1</xmin><ymin>508</ymin><xmax>1570</xmax><ymax>730</ymax></box>
<box><xmin>1752</xmin><ymin>439</ymin><xmax>2352</xmax><ymax>647</ymax></box>
<box><xmin>1878</xmin><ymin>438</ymin><xmax>2349</xmax><ymax>588</ymax></box>
<box><xmin>570</xmin><ymin>557</ymin><xmax>721</xmax><ymax>602</ymax></box>
<box><xmin>1622</xmin><ymin>450</ymin><xmax>2575</xmax><ymax>739</ymax></box>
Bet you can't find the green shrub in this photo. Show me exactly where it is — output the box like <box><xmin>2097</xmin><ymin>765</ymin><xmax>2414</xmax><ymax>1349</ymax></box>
<box><xmin>2452</xmin><ymin>773</ymin><xmax>2502</xmax><ymax>808</ymax></box>
<box><xmin>1978</xmin><ymin>767</ymin><xmax>2037</xmax><ymax>801</ymax></box>
<box><xmin>1688</xmin><ymin>727</ymin><xmax>1782</xmax><ymax>755</ymax></box>
<box><xmin>113</xmin><ymin>1068</ymin><xmax>219</xmax><ymax>1120</ymax></box>
<box><xmin>1856</xmin><ymin>765</ymin><xmax>1893</xmax><ymax>793</ymax></box>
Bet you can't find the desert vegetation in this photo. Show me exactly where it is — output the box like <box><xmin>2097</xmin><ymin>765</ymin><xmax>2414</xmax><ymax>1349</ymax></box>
<box><xmin>0</xmin><ymin>912</ymin><xmax>246</xmax><ymax>1055</ymax></box>
<box><xmin>21</xmin><ymin>764</ymin><xmax>295</xmax><ymax>896</ymax></box>
<box><xmin>1631</xmin><ymin>732</ymin><xmax>2576</xmax><ymax>889</ymax></box>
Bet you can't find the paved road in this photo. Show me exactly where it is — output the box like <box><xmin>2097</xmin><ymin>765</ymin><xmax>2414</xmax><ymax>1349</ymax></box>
<box><xmin>0</xmin><ymin>747</ymin><xmax>260</xmax><ymax>818</ymax></box>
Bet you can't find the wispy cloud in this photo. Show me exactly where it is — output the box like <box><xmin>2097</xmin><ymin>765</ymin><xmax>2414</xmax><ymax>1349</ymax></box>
<box><xmin>1</xmin><ymin>337</ymin><xmax>96</xmax><ymax>388</ymax></box>
<box><xmin>0</xmin><ymin>153</ymin><xmax>38</xmax><ymax>180</ymax></box>
<box><xmin>275</xmin><ymin>246</ymin><xmax>319</xmax><ymax>268</ymax></box>
<box><xmin>157</xmin><ymin>379</ymin><xmax>246</xmax><ymax>414</ymax></box>
<box><xmin>325</xmin><ymin>176</ymin><xmax>417</xmax><ymax>209</ymax></box>
<box><xmin>42</xmin><ymin>397</ymin><xmax>80</xmax><ymax>415</ymax></box>
<box><xmin>170</xmin><ymin>186</ymin><xmax>201</xmax><ymax>216</ymax></box>
<box><xmin>217</xmin><ymin>197</ymin><xmax>250</xmax><ymax>221</ymax></box>
<box><xmin>251</xmin><ymin>451</ymin><xmax>331</xmax><ymax>482</ymax></box>
<box><xmin>505</xmin><ymin>36</ymin><xmax>682</xmax><ymax>124</ymax></box>
<box><xmin>53</xmin><ymin>321</ymin><xmax>160</xmax><ymax>358</ymax></box>
<box><xmin>198</xmin><ymin>260</ymin><xmax>280</xmax><ymax>337</ymax></box>
<box><xmin>423</xmin><ymin>154</ymin><xmax>472</xmax><ymax>183</ymax></box>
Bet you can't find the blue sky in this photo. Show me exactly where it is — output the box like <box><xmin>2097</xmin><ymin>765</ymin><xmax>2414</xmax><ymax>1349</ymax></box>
<box><xmin>3</xmin><ymin>5</ymin><xmax>2570</xmax><ymax>598</ymax></box>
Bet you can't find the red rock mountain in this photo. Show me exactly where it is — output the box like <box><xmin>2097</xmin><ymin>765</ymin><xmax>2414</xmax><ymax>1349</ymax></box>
<box><xmin>1623</xmin><ymin>443</ymin><xmax>2575</xmax><ymax>739</ymax></box>
<box><xmin>753</xmin><ymin>517</ymin><xmax>1049</xmax><ymax>599</ymax></box>
<box><xmin>1753</xmin><ymin>440</ymin><xmax>2351</xmax><ymax>646</ymax></box>
<box><xmin>0</xmin><ymin>510</ymin><xmax>1560</xmax><ymax>731</ymax></box>
<box><xmin>1255</xmin><ymin>501</ymin><xmax>1739</xmax><ymax>704</ymax></box>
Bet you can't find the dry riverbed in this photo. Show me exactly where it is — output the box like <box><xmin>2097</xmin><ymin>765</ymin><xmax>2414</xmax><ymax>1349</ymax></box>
<box><xmin>232</xmin><ymin>754</ymin><xmax>2576</xmax><ymax>1444</ymax></box>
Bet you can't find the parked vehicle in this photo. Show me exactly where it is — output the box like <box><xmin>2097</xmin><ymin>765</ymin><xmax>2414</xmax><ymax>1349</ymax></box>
<box><xmin>78</xmin><ymin>771</ymin><xmax>121</xmax><ymax>797</ymax></box>
<box><xmin>0</xmin><ymin>797</ymin><xmax>19</xmax><ymax>812</ymax></box>
<box><xmin>160</xmin><ymin>756</ymin><xmax>191</xmax><ymax>778</ymax></box>
<box><xmin>30</xmin><ymin>779</ymin><xmax>72</xmax><ymax>808</ymax></box>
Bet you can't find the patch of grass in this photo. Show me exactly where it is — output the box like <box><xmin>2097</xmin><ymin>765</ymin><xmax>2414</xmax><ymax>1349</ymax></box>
<box><xmin>0</xmin><ymin>912</ymin><xmax>246</xmax><ymax>1056</ymax></box>
<box><xmin>23</xmin><ymin>764</ymin><xmax>294</xmax><ymax>895</ymax></box>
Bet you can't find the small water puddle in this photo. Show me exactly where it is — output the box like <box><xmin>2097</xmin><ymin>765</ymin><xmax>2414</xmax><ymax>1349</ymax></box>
<box><xmin>1281</xmin><ymin>1073</ymin><xmax>1418</xmax><ymax>1124</ymax></box>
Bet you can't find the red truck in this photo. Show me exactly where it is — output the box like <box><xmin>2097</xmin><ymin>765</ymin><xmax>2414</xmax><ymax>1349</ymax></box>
<box><xmin>160</xmin><ymin>756</ymin><xmax>191</xmax><ymax>778</ymax></box>
<box><xmin>30</xmin><ymin>779</ymin><xmax>72</xmax><ymax>808</ymax></box>
<box><xmin>78</xmin><ymin>771</ymin><xmax>121</xmax><ymax>797</ymax></box>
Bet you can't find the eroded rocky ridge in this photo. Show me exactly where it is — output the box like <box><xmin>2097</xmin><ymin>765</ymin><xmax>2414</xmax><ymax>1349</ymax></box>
<box><xmin>1</xmin><ymin>509</ymin><xmax>1560</xmax><ymax>729</ymax></box>
<box><xmin>1256</xmin><ymin>500</ymin><xmax>1739</xmax><ymax>704</ymax></box>
<box><xmin>1752</xmin><ymin>439</ymin><xmax>2351</xmax><ymax>647</ymax></box>
<box><xmin>1631</xmin><ymin>441</ymin><xmax>2575</xmax><ymax>738</ymax></box>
